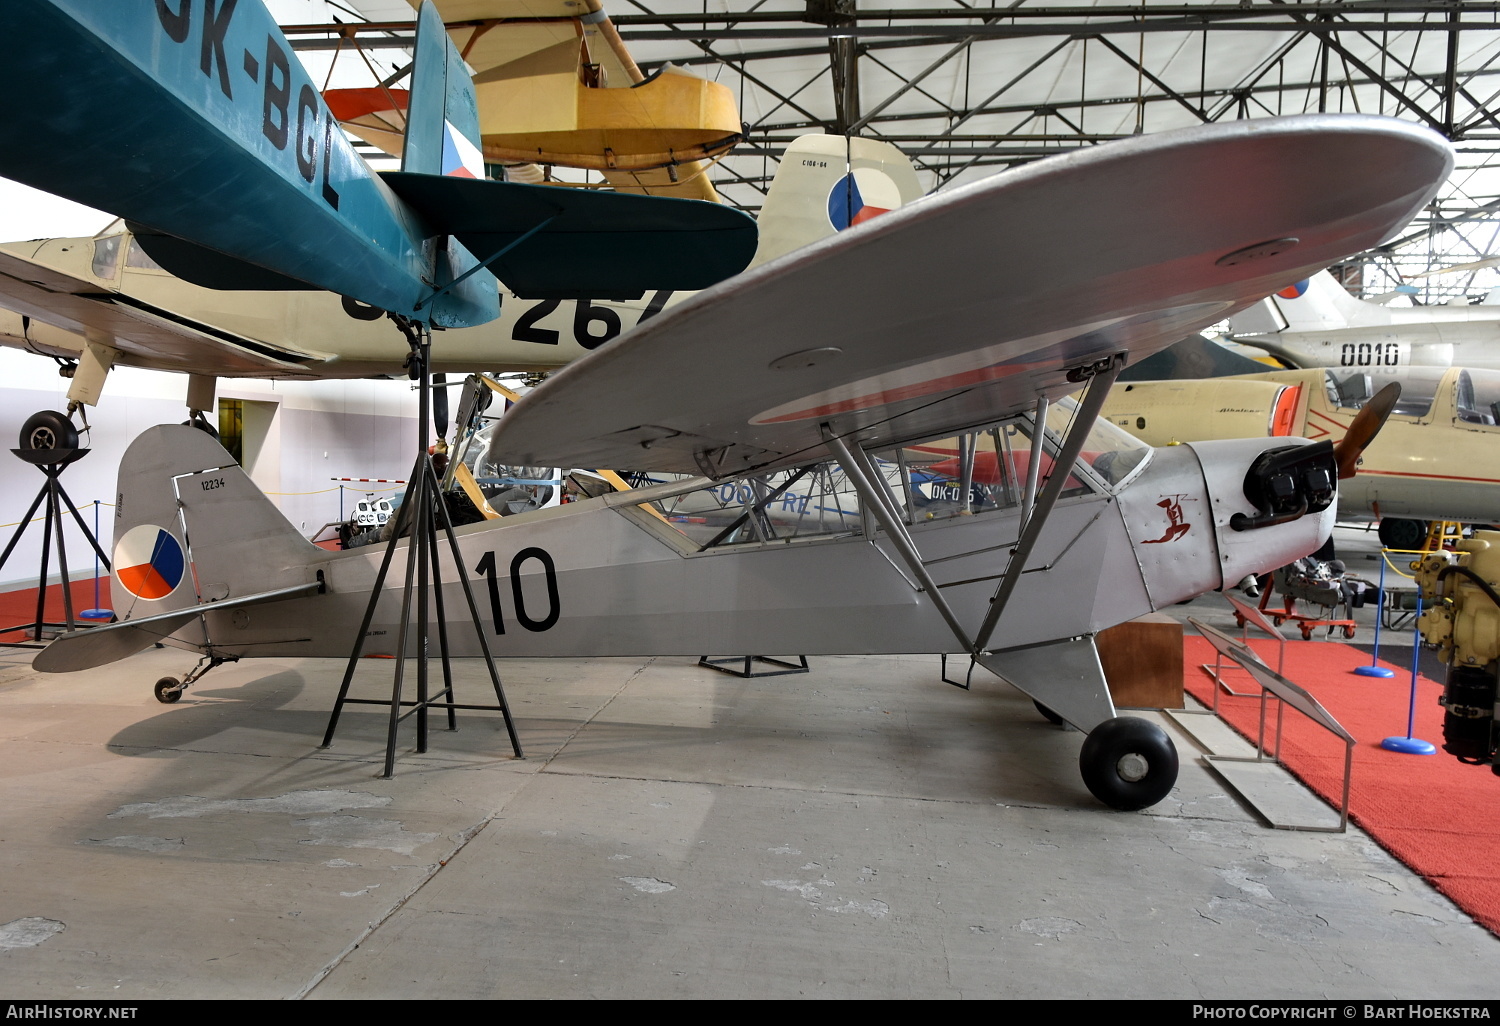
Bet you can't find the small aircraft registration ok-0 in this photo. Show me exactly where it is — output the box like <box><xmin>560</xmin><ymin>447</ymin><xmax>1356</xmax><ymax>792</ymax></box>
<box><xmin>31</xmin><ymin>108</ymin><xmax>1452</xmax><ymax>812</ymax></box>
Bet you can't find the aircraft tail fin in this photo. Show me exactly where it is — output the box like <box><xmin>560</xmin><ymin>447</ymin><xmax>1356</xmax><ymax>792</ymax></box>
<box><xmin>749</xmin><ymin>135</ymin><xmax>924</xmax><ymax>268</ymax></box>
<box><xmin>401</xmin><ymin>1</ymin><xmax>484</xmax><ymax>179</ymax></box>
<box><xmin>1230</xmin><ymin>269</ymin><xmax>1376</xmax><ymax>335</ymax></box>
<box><xmin>105</xmin><ymin>425</ymin><xmax>323</xmax><ymax>628</ymax></box>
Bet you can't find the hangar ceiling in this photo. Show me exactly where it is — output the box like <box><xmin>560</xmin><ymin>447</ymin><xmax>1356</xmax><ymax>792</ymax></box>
<box><xmin>297</xmin><ymin>1</ymin><xmax>1500</xmax><ymax>302</ymax></box>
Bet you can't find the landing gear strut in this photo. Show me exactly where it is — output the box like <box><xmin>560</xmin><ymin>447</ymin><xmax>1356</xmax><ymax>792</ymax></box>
<box><xmin>153</xmin><ymin>655</ymin><xmax>232</xmax><ymax>704</ymax></box>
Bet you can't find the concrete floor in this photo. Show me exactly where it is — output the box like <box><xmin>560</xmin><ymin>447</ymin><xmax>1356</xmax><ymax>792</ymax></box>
<box><xmin>0</xmin><ymin>534</ymin><xmax>1496</xmax><ymax>1001</ymax></box>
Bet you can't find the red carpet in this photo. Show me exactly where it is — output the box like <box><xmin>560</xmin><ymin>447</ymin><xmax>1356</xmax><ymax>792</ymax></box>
<box><xmin>0</xmin><ymin>576</ymin><xmax>112</xmax><ymax>642</ymax></box>
<box><xmin>1184</xmin><ymin>635</ymin><xmax>1500</xmax><ymax>936</ymax></box>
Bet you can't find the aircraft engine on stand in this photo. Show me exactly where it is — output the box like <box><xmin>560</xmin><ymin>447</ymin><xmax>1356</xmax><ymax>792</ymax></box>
<box><xmin>1415</xmin><ymin>532</ymin><xmax>1500</xmax><ymax>770</ymax></box>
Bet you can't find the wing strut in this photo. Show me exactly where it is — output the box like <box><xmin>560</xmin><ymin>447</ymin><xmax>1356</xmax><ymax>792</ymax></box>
<box><xmin>973</xmin><ymin>356</ymin><xmax>1123</xmax><ymax>653</ymax></box>
<box><xmin>821</xmin><ymin>353</ymin><xmax>1125</xmax><ymax>663</ymax></box>
<box><xmin>823</xmin><ymin>430</ymin><xmax>976</xmax><ymax>655</ymax></box>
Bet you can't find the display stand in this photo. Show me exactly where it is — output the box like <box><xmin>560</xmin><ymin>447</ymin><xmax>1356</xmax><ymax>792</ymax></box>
<box><xmin>320</xmin><ymin>319</ymin><xmax>523</xmax><ymax>776</ymax></box>
<box><xmin>698</xmin><ymin>655</ymin><xmax>809</xmax><ymax>678</ymax></box>
<box><xmin>0</xmin><ymin>447</ymin><xmax>112</xmax><ymax>646</ymax></box>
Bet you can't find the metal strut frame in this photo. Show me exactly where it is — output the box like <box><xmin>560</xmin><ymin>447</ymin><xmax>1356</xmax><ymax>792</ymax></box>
<box><xmin>0</xmin><ymin>448</ymin><xmax>112</xmax><ymax>647</ymax></box>
<box><xmin>321</xmin><ymin>318</ymin><xmax>524</xmax><ymax>777</ymax></box>
<box><xmin>823</xmin><ymin>356</ymin><xmax>1123</xmax><ymax>661</ymax></box>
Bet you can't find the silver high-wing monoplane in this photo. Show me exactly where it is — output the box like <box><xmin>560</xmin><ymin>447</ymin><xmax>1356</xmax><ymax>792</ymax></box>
<box><xmin>33</xmin><ymin>113</ymin><xmax>1449</xmax><ymax>812</ymax></box>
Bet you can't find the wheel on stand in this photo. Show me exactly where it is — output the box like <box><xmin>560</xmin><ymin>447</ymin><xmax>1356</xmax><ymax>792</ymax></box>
<box><xmin>1342</xmin><ymin>625</ymin><xmax>1357</xmax><ymax>639</ymax></box>
<box><xmin>1079</xmin><ymin>716</ymin><xmax>1179</xmax><ymax>811</ymax></box>
<box><xmin>1300</xmin><ymin>624</ymin><xmax>1314</xmax><ymax>640</ymax></box>
<box><xmin>19</xmin><ymin>410</ymin><xmax>78</xmax><ymax>452</ymax></box>
<box><xmin>154</xmin><ymin>677</ymin><xmax>184</xmax><ymax>704</ymax></box>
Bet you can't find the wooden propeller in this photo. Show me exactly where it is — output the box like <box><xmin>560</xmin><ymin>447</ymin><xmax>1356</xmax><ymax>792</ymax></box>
<box><xmin>1335</xmin><ymin>382</ymin><xmax>1401</xmax><ymax>480</ymax></box>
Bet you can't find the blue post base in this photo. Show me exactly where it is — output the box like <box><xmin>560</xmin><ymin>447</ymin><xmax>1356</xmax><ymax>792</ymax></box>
<box><xmin>1355</xmin><ymin>665</ymin><xmax>1396</xmax><ymax>678</ymax></box>
<box><xmin>1381</xmin><ymin>736</ymin><xmax>1437</xmax><ymax>755</ymax></box>
<box><xmin>79</xmin><ymin>608</ymin><xmax>113</xmax><ymax>622</ymax></box>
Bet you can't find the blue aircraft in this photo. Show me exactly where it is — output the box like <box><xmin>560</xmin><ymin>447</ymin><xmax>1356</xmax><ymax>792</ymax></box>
<box><xmin>0</xmin><ymin>1</ymin><xmax>757</xmax><ymax>329</ymax></box>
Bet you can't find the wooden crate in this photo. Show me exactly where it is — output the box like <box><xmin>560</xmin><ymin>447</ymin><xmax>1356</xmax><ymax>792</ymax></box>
<box><xmin>1097</xmin><ymin>613</ymin><xmax>1184</xmax><ymax>709</ymax></box>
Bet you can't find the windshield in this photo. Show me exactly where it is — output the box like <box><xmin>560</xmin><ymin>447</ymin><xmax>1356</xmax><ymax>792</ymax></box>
<box><xmin>1323</xmin><ymin>367</ymin><xmax>1445</xmax><ymax>418</ymax></box>
<box><xmin>1457</xmin><ymin>369</ymin><xmax>1500</xmax><ymax>427</ymax></box>
<box><xmin>1043</xmin><ymin>396</ymin><xmax>1152</xmax><ymax>490</ymax></box>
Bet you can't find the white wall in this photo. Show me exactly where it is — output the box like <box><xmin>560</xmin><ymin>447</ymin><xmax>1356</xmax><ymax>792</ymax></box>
<box><xmin>0</xmin><ymin>351</ymin><xmax>418</xmax><ymax>590</ymax></box>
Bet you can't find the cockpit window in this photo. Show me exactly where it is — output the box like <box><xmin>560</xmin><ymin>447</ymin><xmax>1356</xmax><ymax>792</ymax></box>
<box><xmin>1456</xmin><ymin>369</ymin><xmax>1500</xmax><ymax>427</ymax></box>
<box><xmin>1043</xmin><ymin>397</ymin><xmax>1152</xmax><ymax>490</ymax></box>
<box><xmin>91</xmin><ymin>234</ymin><xmax>122</xmax><ymax>279</ymax></box>
<box><xmin>125</xmin><ymin>238</ymin><xmax>164</xmax><ymax>271</ymax></box>
<box><xmin>1323</xmin><ymin>367</ymin><xmax>1443</xmax><ymax>418</ymax></box>
<box><xmin>1323</xmin><ymin>369</ymin><xmax>1373</xmax><ymax>409</ymax></box>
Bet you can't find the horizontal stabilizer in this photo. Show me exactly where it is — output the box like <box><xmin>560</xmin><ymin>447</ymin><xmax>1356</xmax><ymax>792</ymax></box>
<box><xmin>380</xmin><ymin>172</ymin><xmax>757</xmax><ymax>299</ymax></box>
<box><xmin>127</xmin><ymin>224</ymin><xmax>319</xmax><ymax>292</ymax></box>
<box><xmin>33</xmin><ymin>581</ymin><xmax>323</xmax><ymax>674</ymax></box>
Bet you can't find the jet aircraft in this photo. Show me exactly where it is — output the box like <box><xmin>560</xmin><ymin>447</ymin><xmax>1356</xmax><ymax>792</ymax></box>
<box><xmin>29</xmin><ymin>112</ymin><xmax>1453</xmax><ymax>812</ymax></box>
<box><xmin>1230</xmin><ymin>269</ymin><xmax>1500</xmax><ymax>371</ymax></box>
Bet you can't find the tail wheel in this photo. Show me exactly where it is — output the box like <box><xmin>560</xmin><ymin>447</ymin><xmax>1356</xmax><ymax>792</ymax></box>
<box><xmin>154</xmin><ymin>677</ymin><xmax>184</xmax><ymax>704</ymax></box>
<box><xmin>19</xmin><ymin>410</ymin><xmax>78</xmax><ymax>452</ymax></box>
<box><xmin>1079</xmin><ymin>716</ymin><xmax>1178</xmax><ymax>811</ymax></box>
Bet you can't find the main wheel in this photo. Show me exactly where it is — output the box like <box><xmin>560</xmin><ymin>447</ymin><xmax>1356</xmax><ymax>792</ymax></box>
<box><xmin>1378</xmin><ymin>517</ymin><xmax>1427</xmax><ymax>550</ymax></box>
<box><xmin>1079</xmin><ymin>716</ymin><xmax>1178</xmax><ymax>811</ymax></box>
<box><xmin>19</xmin><ymin>410</ymin><xmax>78</xmax><ymax>452</ymax></box>
<box><xmin>1033</xmin><ymin>699</ymin><xmax>1066</xmax><ymax>726</ymax></box>
<box><xmin>154</xmin><ymin>677</ymin><xmax>183</xmax><ymax>704</ymax></box>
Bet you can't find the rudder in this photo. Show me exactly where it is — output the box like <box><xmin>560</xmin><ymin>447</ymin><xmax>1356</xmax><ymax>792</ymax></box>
<box><xmin>401</xmin><ymin>1</ymin><xmax>484</xmax><ymax>179</ymax></box>
<box><xmin>110</xmin><ymin>425</ymin><xmax>321</xmax><ymax>625</ymax></box>
<box><xmin>750</xmin><ymin>135</ymin><xmax>924</xmax><ymax>267</ymax></box>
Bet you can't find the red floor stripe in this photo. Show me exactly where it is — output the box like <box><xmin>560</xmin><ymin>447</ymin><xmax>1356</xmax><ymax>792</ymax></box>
<box><xmin>1184</xmin><ymin>635</ymin><xmax>1500</xmax><ymax>936</ymax></box>
<box><xmin>0</xmin><ymin>577</ymin><xmax>113</xmax><ymax>641</ymax></box>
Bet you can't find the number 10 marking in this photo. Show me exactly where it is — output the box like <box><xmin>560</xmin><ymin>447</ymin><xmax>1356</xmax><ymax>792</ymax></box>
<box><xmin>474</xmin><ymin>547</ymin><xmax>561</xmax><ymax>633</ymax></box>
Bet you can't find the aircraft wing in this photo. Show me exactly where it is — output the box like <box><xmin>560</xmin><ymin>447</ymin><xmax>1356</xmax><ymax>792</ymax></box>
<box><xmin>0</xmin><ymin>247</ymin><xmax>323</xmax><ymax>375</ymax></box>
<box><xmin>490</xmin><ymin>116</ymin><xmax>1452</xmax><ymax>478</ymax></box>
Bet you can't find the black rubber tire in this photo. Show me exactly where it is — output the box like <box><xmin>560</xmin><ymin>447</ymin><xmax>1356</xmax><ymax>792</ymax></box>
<box><xmin>1079</xmin><ymin>716</ymin><xmax>1178</xmax><ymax>811</ymax></box>
<box><xmin>1378</xmin><ymin>517</ymin><xmax>1428</xmax><ymax>550</ymax></box>
<box><xmin>1033</xmin><ymin>699</ymin><xmax>1066</xmax><ymax>726</ymax></box>
<box><xmin>154</xmin><ymin>677</ymin><xmax>183</xmax><ymax>704</ymax></box>
<box><xmin>19</xmin><ymin>410</ymin><xmax>78</xmax><ymax>452</ymax></box>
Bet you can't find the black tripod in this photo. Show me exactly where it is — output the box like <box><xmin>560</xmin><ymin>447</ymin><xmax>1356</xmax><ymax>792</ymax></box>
<box><xmin>321</xmin><ymin>317</ymin><xmax>523</xmax><ymax>776</ymax></box>
<box><xmin>0</xmin><ymin>447</ymin><xmax>112</xmax><ymax>646</ymax></box>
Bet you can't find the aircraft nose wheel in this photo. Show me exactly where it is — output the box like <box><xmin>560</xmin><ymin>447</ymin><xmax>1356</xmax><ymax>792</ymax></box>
<box><xmin>1079</xmin><ymin>716</ymin><xmax>1178</xmax><ymax>811</ymax></box>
